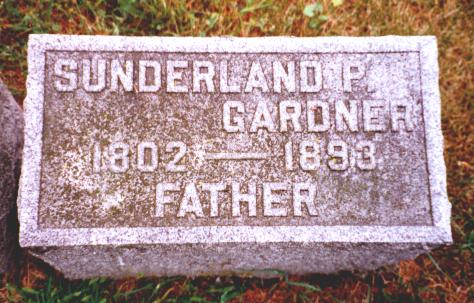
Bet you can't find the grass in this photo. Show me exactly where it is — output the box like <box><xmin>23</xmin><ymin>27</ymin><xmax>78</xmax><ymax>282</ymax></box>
<box><xmin>0</xmin><ymin>0</ymin><xmax>473</xmax><ymax>302</ymax></box>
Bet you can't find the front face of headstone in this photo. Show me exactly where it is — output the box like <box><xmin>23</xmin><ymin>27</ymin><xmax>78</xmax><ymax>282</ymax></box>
<box><xmin>19</xmin><ymin>36</ymin><xmax>451</xmax><ymax>275</ymax></box>
<box><xmin>41</xmin><ymin>50</ymin><xmax>433</xmax><ymax>229</ymax></box>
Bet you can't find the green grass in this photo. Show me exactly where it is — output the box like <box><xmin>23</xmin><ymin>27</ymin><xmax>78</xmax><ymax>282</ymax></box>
<box><xmin>1</xmin><ymin>0</ymin><xmax>473</xmax><ymax>302</ymax></box>
<box><xmin>5</xmin><ymin>266</ymin><xmax>325</xmax><ymax>303</ymax></box>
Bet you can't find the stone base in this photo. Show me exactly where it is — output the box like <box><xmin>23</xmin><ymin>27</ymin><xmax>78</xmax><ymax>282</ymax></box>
<box><xmin>29</xmin><ymin>242</ymin><xmax>437</xmax><ymax>279</ymax></box>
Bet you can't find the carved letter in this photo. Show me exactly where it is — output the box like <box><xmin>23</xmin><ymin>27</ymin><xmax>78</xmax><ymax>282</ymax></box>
<box><xmin>166</xmin><ymin>60</ymin><xmax>188</xmax><ymax>92</ymax></box>
<box><xmin>139</xmin><ymin>60</ymin><xmax>161</xmax><ymax>92</ymax></box>
<box><xmin>363</xmin><ymin>99</ymin><xmax>387</xmax><ymax>132</ymax></box>
<box><xmin>307</xmin><ymin>100</ymin><xmax>330</xmax><ymax>132</ymax></box>
<box><xmin>202</xmin><ymin>183</ymin><xmax>227</xmax><ymax>217</ymax></box>
<box><xmin>263</xmin><ymin>183</ymin><xmax>288</xmax><ymax>217</ymax></box>
<box><xmin>250</xmin><ymin>101</ymin><xmax>275</xmax><ymax>132</ymax></box>
<box><xmin>293</xmin><ymin>183</ymin><xmax>318</xmax><ymax>216</ymax></box>
<box><xmin>335</xmin><ymin>100</ymin><xmax>358</xmax><ymax>132</ymax></box>
<box><xmin>390</xmin><ymin>99</ymin><xmax>414</xmax><ymax>132</ymax></box>
<box><xmin>232</xmin><ymin>182</ymin><xmax>257</xmax><ymax>217</ymax></box>
<box><xmin>155</xmin><ymin>182</ymin><xmax>180</xmax><ymax>217</ymax></box>
<box><xmin>177</xmin><ymin>183</ymin><xmax>204</xmax><ymax>217</ymax></box>
<box><xmin>54</xmin><ymin>59</ymin><xmax>77</xmax><ymax>91</ymax></box>
<box><xmin>220</xmin><ymin>61</ymin><xmax>240</xmax><ymax>93</ymax></box>
<box><xmin>111</xmin><ymin>59</ymin><xmax>133</xmax><ymax>92</ymax></box>
<box><xmin>343</xmin><ymin>62</ymin><xmax>365</xmax><ymax>92</ymax></box>
<box><xmin>223</xmin><ymin>101</ymin><xmax>245</xmax><ymax>132</ymax></box>
<box><xmin>244</xmin><ymin>62</ymin><xmax>269</xmax><ymax>93</ymax></box>
<box><xmin>279</xmin><ymin>100</ymin><xmax>302</xmax><ymax>132</ymax></box>
<box><xmin>273</xmin><ymin>61</ymin><xmax>296</xmax><ymax>93</ymax></box>
<box><xmin>300</xmin><ymin>61</ymin><xmax>322</xmax><ymax>93</ymax></box>
<box><xmin>193</xmin><ymin>61</ymin><xmax>215</xmax><ymax>93</ymax></box>
<box><xmin>82</xmin><ymin>59</ymin><xmax>106</xmax><ymax>92</ymax></box>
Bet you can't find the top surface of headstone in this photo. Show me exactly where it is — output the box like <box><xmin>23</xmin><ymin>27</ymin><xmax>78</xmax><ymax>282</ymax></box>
<box><xmin>19</xmin><ymin>35</ymin><xmax>451</xmax><ymax>247</ymax></box>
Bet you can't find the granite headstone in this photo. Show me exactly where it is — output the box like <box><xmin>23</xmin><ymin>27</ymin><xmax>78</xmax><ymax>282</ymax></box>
<box><xmin>18</xmin><ymin>35</ymin><xmax>452</xmax><ymax>278</ymax></box>
<box><xmin>0</xmin><ymin>78</ymin><xmax>23</xmax><ymax>272</ymax></box>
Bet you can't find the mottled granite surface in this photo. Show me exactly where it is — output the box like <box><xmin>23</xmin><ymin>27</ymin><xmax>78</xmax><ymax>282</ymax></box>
<box><xmin>19</xmin><ymin>35</ymin><xmax>451</xmax><ymax>278</ymax></box>
<box><xmin>0</xmin><ymin>78</ymin><xmax>23</xmax><ymax>272</ymax></box>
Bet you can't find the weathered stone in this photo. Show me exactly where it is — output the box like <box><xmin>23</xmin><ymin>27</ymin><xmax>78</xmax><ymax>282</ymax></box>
<box><xmin>19</xmin><ymin>35</ymin><xmax>452</xmax><ymax>279</ymax></box>
<box><xmin>0</xmin><ymin>78</ymin><xmax>23</xmax><ymax>272</ymax></box>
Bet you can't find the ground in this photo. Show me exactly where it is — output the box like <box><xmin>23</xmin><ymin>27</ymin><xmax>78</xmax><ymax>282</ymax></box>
<box><xmin>0</xmin><ymin>0</ymin><xmax>473</xmax><ymax>302</ymax></box>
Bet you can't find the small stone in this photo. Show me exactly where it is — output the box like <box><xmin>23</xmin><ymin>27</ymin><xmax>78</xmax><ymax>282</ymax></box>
<box><xmin>18</xmin><ymin>35</ymin><xmax>452</xmax><ymax>279</ymax></box>
<box><xmin>0</xmin><ymin>78</ymin><xmax>23</xmax><ymax>272</ymax></box>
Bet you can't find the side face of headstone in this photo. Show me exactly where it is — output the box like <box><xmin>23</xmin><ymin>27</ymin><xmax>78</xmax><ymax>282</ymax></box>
<box><xmin>0</xmin><ymin>78</ymin><xmax>23</xmax><ymax>272</ymax></box>
<box><xmin>19</xmin><ymin>35</ymin><xmax>451</xmax><ymax>278</ymax></box>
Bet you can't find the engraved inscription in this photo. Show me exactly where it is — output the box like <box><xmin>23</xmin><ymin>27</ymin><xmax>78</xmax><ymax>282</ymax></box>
<box><xmin>39</xmin><ymin>50</ymin><xmax>432</xmax><ymax>228</ymax></box>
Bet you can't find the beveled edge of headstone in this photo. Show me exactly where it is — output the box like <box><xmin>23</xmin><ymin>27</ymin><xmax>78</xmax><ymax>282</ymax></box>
<box><xmin>18</xmin><ymin>34</ymin><xmax>452</xmax><ymax>248</ymax></box>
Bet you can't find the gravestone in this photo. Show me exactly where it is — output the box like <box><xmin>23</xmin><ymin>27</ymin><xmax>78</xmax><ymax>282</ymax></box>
<box><xmin>0</xmin><ymin>78</ymin><xmax>23</xmax><ymax>272</ymax></box>
<box><xmin>18</xmin><ymin>35</ymin><xmax>452</xmax><ymax>279</ymax></box>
